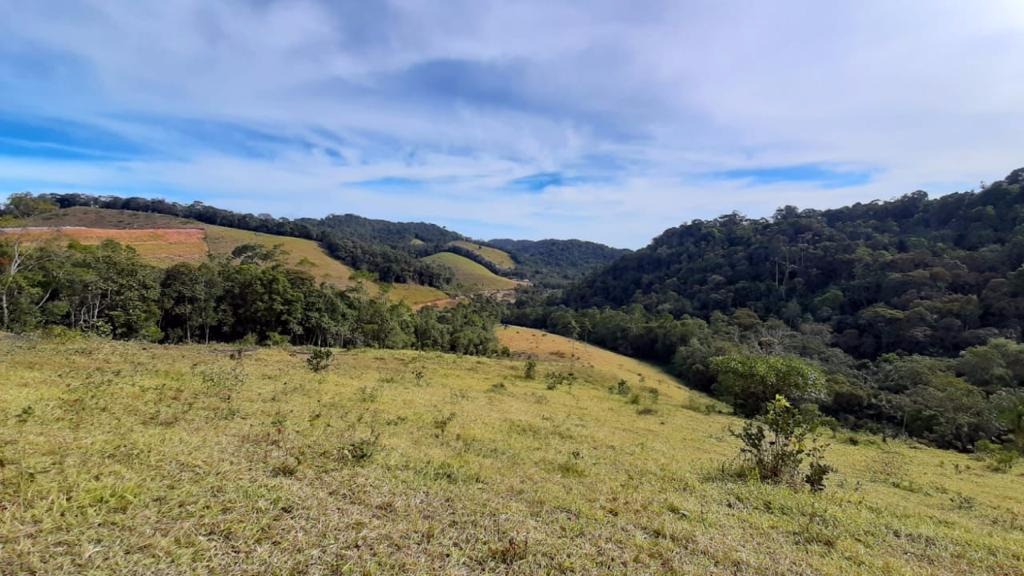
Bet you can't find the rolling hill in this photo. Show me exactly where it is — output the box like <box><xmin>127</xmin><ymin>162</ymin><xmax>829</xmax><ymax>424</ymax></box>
<box><xmin>422</xmin><ymin>251</ymin><xmax>521</xmax><ymax>292</ymax></box>
<box><xmin>1</xmin><ymin>207</ymin><xmax>451</xmax><ymax>306</ymax></box>
<box><xmin>2</xmin><ymin>330</ymin><xmax>1021</xmax><ymax>574</ymax></box>
<box><xmin>449</xmin><ymin>240</ymin><xmax>516</xmax><ymax>270</ymax></box>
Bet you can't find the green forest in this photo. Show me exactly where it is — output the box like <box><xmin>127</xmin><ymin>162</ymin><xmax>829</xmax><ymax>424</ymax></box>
<box><xmin>509</xmin><ymin>168</ymin><xmax>1024</xmax><ymax>454</ymax></box>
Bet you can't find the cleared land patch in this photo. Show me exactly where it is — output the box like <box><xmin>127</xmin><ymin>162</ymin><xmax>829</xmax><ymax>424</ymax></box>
<box><xmin>423</xmin><ymin>251</ymin><xmax>521</xmax><ymax>292</ymax></box>
<box><xmin>202</xmin><ymin>224</ymin><xmax>373</xmax><ymax>293</ymax></box>
<box><xmin>449</xmin><ymin>240</ymin><xmax>516</xmax><ymax>269</ymax></box>
<box><xmin>0</xmin><ymin>226</ymin><xmax>208</xmax><ymax>265</ymax></box>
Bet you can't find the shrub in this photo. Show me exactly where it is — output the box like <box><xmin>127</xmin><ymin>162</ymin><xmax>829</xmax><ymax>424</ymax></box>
<box><xmin>731</xmin><ymin>395</ymin><xmax>834</xmax><ymax>490</ymax></box>
<box><xmin>264</xmin><ymin>331</ymin><xmax>289</xmax><ymax>346</ymax></box>
<box><xmin>711</xmin><ymin>354</ymin><xmax>824</xmax><ymax>418</ymax></box>
<box><xmin>544</xmin><ymin>370</ymin><xmax>576</xmax><ymax>390</ymax></box>
<box><xmin>975</xmin><ymin>440</ymin><xmax>1019</xmax><ymax>472</ymax></box>
<box><xmin>307</xmin><ymin>347</ymin><xmax>334</xmax><ymax>372</ymax></box>
<box><xmin>610</xmin><ymin>379</ymin><xmax>631</xmax><ymax>396</ymax></box>
<box><xmin>523</xmin><ymin>358</ymin><xmax>537</xmax><ymax>380</ymax></box>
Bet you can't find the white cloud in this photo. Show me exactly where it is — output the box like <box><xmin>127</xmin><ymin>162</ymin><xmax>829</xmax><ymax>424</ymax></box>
<box><xmin>1</xmin><ymin>0</ymin><xmax>1023</xmax><ymax>247</ymax></box>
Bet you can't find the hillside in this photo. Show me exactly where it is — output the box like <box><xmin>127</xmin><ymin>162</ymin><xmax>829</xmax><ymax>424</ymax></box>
<box><xmin>449</xmin><ymin>240</ymin><xmax>516</xmax><ymax>270</ymax></box>
<box><xmin>509</xmin><ymin>169</ymin><xmax>1024</xmax><ymax>452</ymax></box>
<box><xmin>2</xmin><ymin>332</ymin><xmax>1022</xmax><ymax>574</ymax></box>
<box><xmin>305</xmin><ymin>213</ymin><xmax>464</xmax><ymax>248</ymax></box>
<box><xmin>2</xmin><ymin>207</ymin><xmax>452</xmax><ymax>306</ymax></box>
<box><xmin>423</xmin><ymin>252</ymin><xmax>521</xmax><ymax>292</ymax></box>
<box><xmin>489</xmin><ymin>238</ymin><xmax>630</xmax><ymax>287</ymax></box>
<box><xmin>0</xmin><ymin>226</ymin><xmax>207</xmax><ymax>266</ymax></box>
<box><xmin>568</xmin><ymin>168</ymin><xmax>1024</xmax><ymax>359</ymax></box>
<box><xmin>31</xmin><ymin>194</ymin><xmax>456</xmax><ymax>290</ymax></box>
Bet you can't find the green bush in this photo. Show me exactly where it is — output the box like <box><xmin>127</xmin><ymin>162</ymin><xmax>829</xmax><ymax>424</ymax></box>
<box><xmin>523</xmin><ymin>358</ymin><xmax>537</xmax><ymax>380</ymax></box>
<box><xmin>731</xmin><ymin>395</ymin><xmax>834</xmax><ymax>490</ymax></box>
<box><xmin>306</xmin><ymin>348</ymin><xmax>334</xmax><ymax>373</ymax></box>
<box><xmin>711</xmin><ymin>354</ymin><xmax>824</xmax><ymax>418</ymax></box>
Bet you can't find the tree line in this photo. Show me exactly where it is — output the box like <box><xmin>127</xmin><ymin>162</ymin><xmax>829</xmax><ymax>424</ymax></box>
<box><xmin>1</xmin><ymin>236</ymin><xmax>506</xmax><ymax>356</ymax></box>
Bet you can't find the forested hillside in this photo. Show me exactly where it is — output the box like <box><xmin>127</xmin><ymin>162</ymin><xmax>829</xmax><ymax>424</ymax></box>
<box><xmin>509</xmin><ymin>168</ymin><xmax>1024</xmax><ymax>453</ymax></box>
<box><xmin>489</xmin><ymin>238</ymin><xmax>630</xmax><ymax>287</ymax></box>
<box><xmin>569</xmin><ymin>168</ymin><xmax>1024</xmax><ymax>359</ymax></box>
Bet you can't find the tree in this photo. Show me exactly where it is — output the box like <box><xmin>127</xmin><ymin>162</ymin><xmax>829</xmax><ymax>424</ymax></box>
<box><xmin>710</xmin><ymin>354</ymin><xmax>824</xmax><ymax>418</ymax></box>
<box><xmin>2</xmin><ymin>192</ymin><xmax>57</xmax><ymax>218</ymax></box>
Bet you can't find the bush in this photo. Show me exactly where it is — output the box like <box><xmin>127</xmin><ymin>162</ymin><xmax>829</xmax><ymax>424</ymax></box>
<box><xmin>523</xmin><ymin>358</ymin><xmax>537</xmax><ymax>380</ymax></box>
<box><xmin>307</xmin><ymin>348</ymin><xmax>334</xmax><ymax>372</ymax></box>
<box><xmin>544</xmin><ymin>370</ymin><xmax>576</xmax><ymax>390</ymax></box>
<box><xmin>711</xmin><ymin>354</ymin><xmax>824</xmax><ymax>418</ymax></box>
<box><xmin>975</xmin><ymin>440</ymin><xmax>1019</xmax><ymax>472</ymax></box>
<box><xmin>731</xmin><ymin>395</ymin><xmax>834</xmax><ymax>490</ymax></box>
<box><xmin>610</xmin><ymin>379</ymin><xmax>631</xmax><ymax>396</ymax></box>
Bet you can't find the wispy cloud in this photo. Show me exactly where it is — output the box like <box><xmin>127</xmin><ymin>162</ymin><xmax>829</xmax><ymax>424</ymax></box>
<box><xmin>1</xmin><ymin>1</ymin><xmax>1023</xmax><ymax>247</ymax></box>
<box><xmin>711</xmin><ymin>164</ymin><xmax>875</xmax><ymax>189</ymax></box>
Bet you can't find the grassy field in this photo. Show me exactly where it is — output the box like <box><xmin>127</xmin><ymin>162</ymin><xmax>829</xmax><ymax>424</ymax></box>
<box><xmin>1</xmin><ymin>328</ymin><xmax>1022</xmax><ymax>575</ymax></box>
<box><xmin>423</xmin><ymin>252</ymin><xmax>521</xmax><ymax>292</ymax></box>
<box><xmin>450</xmin><ymin>240</ymin><xmax>516</xmax><ymax>270</ymax></box>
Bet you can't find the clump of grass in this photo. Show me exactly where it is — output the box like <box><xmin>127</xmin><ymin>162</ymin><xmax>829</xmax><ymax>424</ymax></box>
<box><xmin>357</xmin><ymin>385</ymin><xmax>380</xmax><ymax>403</ymax></box>
<box><xmin>610</xmin><ymin>379</ymin><xmax>631</xmax><ymax>396</ymax></box>
<box><xmin>544</xmin><ymin>370</ymin><xmax>576</xmax><ymax>390</ymax></box>
<box><xmin>432</xmin><ymin>412</ymin><xmax>457</xmax><ymax>437</ymax></box>
<box><xmin>556</xmin><ymin>450</ymin><xmax>587</xmax><ymax>477</ymax></box>
<box><xmin>487</xmin><ymin>534</ymin><xmax>529</xmax><ymax>566</ymax></box>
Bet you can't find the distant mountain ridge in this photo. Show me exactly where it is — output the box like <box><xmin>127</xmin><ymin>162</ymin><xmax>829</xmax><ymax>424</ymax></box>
<box><xmin>15</xmin><ymin>192</ymin><xmax>625</xmax><ymax>290</ymax></box>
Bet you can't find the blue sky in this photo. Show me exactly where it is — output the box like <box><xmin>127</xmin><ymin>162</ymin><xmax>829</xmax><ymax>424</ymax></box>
<box><xmin>1</xmin><ymin>1</ymin><xmax>1023</xmax><ymax>247</ymax></box>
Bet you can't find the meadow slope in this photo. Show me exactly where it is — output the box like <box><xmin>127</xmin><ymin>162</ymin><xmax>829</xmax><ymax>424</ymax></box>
<box><xmin>449</xmin><ymin>240</ymin><xmax>516</xmax><ymax>270</ymax></box>
<box><xmin>1</xmin><ymin>330</ymin><xmax>1022</xmax><ymax>575</ymax></box>
<box><xmin>423</xmin><ymin>252</ymin><xmax>521</xmax><ymax>292</ymax></box>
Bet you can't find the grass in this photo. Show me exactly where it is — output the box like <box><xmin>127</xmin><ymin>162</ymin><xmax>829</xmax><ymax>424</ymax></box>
<box><xmin>381</xmin><ymin>282</ymin><xmax>450</xmax><ymax>308</ymax></box>
<box><xmin>449</xmin><ymin>240</ymin><xmax>516</xmax><ymax>270</ymax></box>
<box><xmin>202</xmin><ymin>225</ymin><xmax>374</xmax><ymax>293</ymax></box>
<box><xmin>1</xmin><ymin>329</ymin><xmax>1022</xmax><ymax>575</ymax></box>
<box><xmin>423</xmin><ymin>252</ymin><xmax>521</xmax><ymax>292</ymax></box>
<box><xmin>0</xmin><ymin>227</ymin><xmax>207</xmax><ymax>266</ymax></box>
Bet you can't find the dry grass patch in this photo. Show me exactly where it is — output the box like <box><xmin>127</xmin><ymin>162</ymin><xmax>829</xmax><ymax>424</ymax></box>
<box><xmin>0</xmin><ymin>226</ymin><xmax>208</xmax><ymax>265</ymax></box>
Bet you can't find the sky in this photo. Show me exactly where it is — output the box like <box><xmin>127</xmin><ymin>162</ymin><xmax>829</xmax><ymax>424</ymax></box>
<box><xmin>1</xmin><ymin>1</ymin><xmax>1023</xmax><ymax>248</ymax></box>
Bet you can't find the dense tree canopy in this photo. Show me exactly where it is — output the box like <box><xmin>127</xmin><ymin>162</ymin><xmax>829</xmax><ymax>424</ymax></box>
<box><xmin>488</xmin><ymin>238</ymin><xmax>630</xmax><ymax>287</ymax></box>
<box><xmin>567</xmin><ymin>169</ymin><xmax>1024</xmax><ymax>359</ymax></box>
